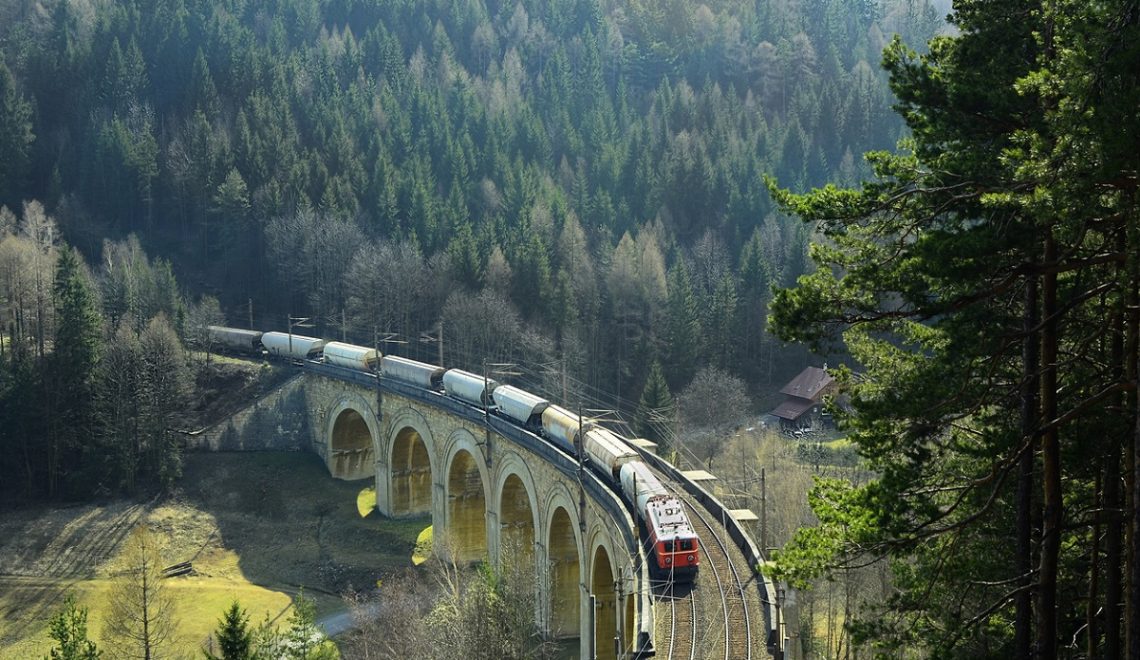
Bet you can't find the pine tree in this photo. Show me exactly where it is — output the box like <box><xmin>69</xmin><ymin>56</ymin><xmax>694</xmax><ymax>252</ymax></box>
<box><xmin>204</xmin><ymin>601</ymin><xmax>253</xmax><ymax>660</ymax></box>
<box><xmin>707</xmin><ymin>273</ymin><xmax>739</xmax><ymax>370</ymax></box>
<box><xmin>45</xmin><ymin>595</ymin><xmax>101</xmax><ymax>660</ymax></box>
<box><xmin>662</xmin><ymin>260</ymin><xmax>701</xmax><ymax>388</ymax></box>
<box><xmin>280</xmin><ymin>591</ymin><xmax>338</xmax><ymax>660</ymax></box>
<box><xmin>636</xmin><ymin>360</ymin><xmax>674</xmax><ymax>453</ymax></box>
<box><xmin>768</xmin><ymin>0</ymin><xmax>1140</xmax><ymax>655</ymax></box>
<box><xmin>49</xmin><ymin>246</ymin><xmax>103</xmax><ymax>496</ymax></box>
<box><xmin>0</xmin><ymin>58</ymin><xmax>34</xmax><ymax>209</ymax></box>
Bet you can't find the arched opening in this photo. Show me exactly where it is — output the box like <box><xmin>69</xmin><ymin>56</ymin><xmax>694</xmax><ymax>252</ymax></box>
<box><xmin>548</xmin><ymin>507</ymin><xmax>580</xmax><ymax>640</ymax></box>
<box><xmin>446</xmin><ymin>449</ymin><xmax>487</xmax><ymax>563</ymax></box>
<box><xmin>592</xmin><ymin>545</ymin><xmax>618</xmax><ymax>660</ymax></box>
<box><xmin>391</xmin><ymin>426</ymin><xmax>432</xmax><ymax>515</ymax></box>
<box><xmin>499</xmin><ymin>473</ymin><xmax>535</xmax><ymax>572</ymax></box>
<box><xmin>330</xmin><ymin>408</ymin><xmax>374</xmax><ymax>480</ymax></box>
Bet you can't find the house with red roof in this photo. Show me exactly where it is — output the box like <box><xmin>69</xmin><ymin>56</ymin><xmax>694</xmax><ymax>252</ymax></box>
<box><xmin>770</xmin><ymin>366</ymin><xmax>837</xmax><ymax>430</ymax></box>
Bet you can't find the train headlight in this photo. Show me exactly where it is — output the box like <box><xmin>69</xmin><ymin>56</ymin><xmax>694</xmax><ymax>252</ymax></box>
<box><xmin>687</xmin><ymin>555</ymin><xmax>694</xmax><ymax>563</ymax></box>
<box><xmin>665</xmin><ymin>557</ymin><xmax>672</xmax><ymax>564</ymax></box>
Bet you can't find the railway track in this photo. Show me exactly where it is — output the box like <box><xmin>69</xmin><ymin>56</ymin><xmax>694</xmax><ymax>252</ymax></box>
<box><xmin>648</xmin><ymin>468</ymin><xmax>763</xmax><ymax>660</ymax></box>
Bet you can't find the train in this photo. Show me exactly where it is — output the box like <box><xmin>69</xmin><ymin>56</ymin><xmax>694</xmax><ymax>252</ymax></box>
<box><xmin>206</xmin><ymin>325</ymin><xmax>701</xmax><ymax>581</ymax></box>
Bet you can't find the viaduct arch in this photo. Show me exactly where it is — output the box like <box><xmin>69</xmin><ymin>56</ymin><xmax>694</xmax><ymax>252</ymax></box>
<box><xmin>304</xmin><ymin>368</ymin><xmax>653</xmax><ymax>658</ymax></box>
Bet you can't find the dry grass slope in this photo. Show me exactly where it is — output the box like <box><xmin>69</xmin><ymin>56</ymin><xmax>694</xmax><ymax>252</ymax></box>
<box><xmin>0</xmin><ymin>452</ymin><xmax>424</xmax><ymax>657</ymax></box>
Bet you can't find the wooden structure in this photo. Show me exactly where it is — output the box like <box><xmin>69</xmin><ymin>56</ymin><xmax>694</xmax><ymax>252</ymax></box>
<box><xmin>770</xmin><ymin>366</ymin><xmax>836</xmax><ymax>430</ymax></box>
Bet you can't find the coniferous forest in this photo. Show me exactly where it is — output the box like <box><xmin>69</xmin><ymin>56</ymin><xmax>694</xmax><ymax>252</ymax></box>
<box><xmin>0</xmin><ymin>0</ymin><xmax>942</xmax><ymax>499</ymax></box>
<box><xmin>6</xmin><ymin>0</ymin><xmax>1140</xmax><ymax>656</ymax></box>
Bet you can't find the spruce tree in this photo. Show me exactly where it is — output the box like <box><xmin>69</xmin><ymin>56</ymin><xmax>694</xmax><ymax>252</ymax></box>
<box><xmin>0</xmin><ymin>58</ymin><xmax>34</xmax><ymax>209</ymax></box>
<box><xmin>636</xmin><ymin>360</ymin><xmax>674</xmax><ymax>453</ymax></box>
<box><xmin>49</xmin><ymin>246</ymin><xmax>103</xmax><ymax>496</ymax></box>
<box><xmin>662</xmin><ymin>260</ymin><xmax>701</xmax><ymax>388</ymax></box>
<box><xmin>205</xmin><ymin>601</ymin><xmax>253</xmax><ymax>660</ymax></box>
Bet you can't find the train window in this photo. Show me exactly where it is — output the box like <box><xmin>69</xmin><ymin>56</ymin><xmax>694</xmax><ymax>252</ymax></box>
<box><xmin>664</xmin><ymin>540</ymin><xmax>674</xmax><ymax>552</ymax></box>
<box><xmin>679</xmin><ymin>539</ymin><xmax>692</xmax><ymax>551</ymax></box>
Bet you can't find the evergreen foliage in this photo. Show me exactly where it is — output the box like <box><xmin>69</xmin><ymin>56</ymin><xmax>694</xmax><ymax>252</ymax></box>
<box><xmin>45</xmin><ymin>595</ymin><xmax>101</xmax><ymax>660</ymax></box>
<box><xmin>0</xmin><ymin>0</ymin><xmax>940</xmax><ymax>422</ymax></box>
<box><xmin>768</xmin><ymin>0</ymin><xmax>1140</xmax><ymax>655</ymax></box>
<box><xmin>0</xmin><ymin>58</ymin><xmax>34</xmax><ymax>209</ymax></box>
<box><xmin>636</xmin><ymin>360</ymin><xmax>674</xmax><ymax>453</ymax></box>
<box><xmin>48</xmin><ymin>246</ymin><xmax>103</xmax><ymax>497</ymax></box>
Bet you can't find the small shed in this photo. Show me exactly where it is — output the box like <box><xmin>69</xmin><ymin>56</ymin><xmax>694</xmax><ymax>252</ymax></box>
<box><xmin>771</xmin><ymin>366</ymin><xmax>836</xmax><ymax>430</ymax></box>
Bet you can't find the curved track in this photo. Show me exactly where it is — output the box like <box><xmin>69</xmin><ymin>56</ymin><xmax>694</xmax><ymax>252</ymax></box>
<box><xmin>649</xmin><ymin>468</ymin><xmax>762</xmax><ymax>659</ymax></box>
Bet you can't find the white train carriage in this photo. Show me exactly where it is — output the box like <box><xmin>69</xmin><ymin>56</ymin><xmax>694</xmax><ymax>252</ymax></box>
<box><xmin>261</xmin><ymin>331</ymin><xmax>326</xmax><ymax>360</ymax></box>
<box><xmin>442</xmin><ymin>369</ymin><xmax>498</xmax><ymax>406</ymax></box>
<box><xmin>582</xmin><ymin>427</ymin><xmax>638</xmax><ymax>480</ymax></box>
<box><xmin>541</xmin><ymin>404</ymin><xmax>593</xmax><ymax>453</ymax></box>
<box><xmin>492</xmin><ymin>385</ymin><xmax>549</xmax><ymax>431</ymax></box>
<box><xmin>322</xmin><ymin>341</ymin><xmax>380</xmax><ymax>371</ymax></box>
<box><xmin>381</xmin><ymin>356</ymin><xmax>445</xmax><ymax>389</ymax></box>
<box><xmin>620</xmin><ymin>461</ymin><xmax>668</xmax><ymax>511</ymax></box>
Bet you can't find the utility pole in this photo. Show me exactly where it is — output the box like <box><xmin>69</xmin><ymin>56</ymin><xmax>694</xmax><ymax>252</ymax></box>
<box><xmin>761</xmin><ymin>467</ymin><xmax>767</xmax><ymax>556</ymax></box>
<box><xmin>479</xmin><ymin>360</ymin><xmax>518</xmax><ymax>469</ymax></box>
<box><xmin>341</xmin><ymin>308</ymin><xmax>347</xmax><ymax>342</ymax></box>
<box><xmin>372</xmin><ymin>329</ymin><xmax>405</xmax><ymax>426</ymax></box>
<box><xmin>248</xmin><ymin>298</ymin><xmax>253</xmax><ymax>330</ymax></box>
<box><xmin>437</xmin><ymin>319</ymin><xmax>443</xmax><ymax>367</ymax></box>
<box><xmin>483</xmin><ymin>358</ymin><xmax>493</xmax><ymax>468</ymax></box>
<box><xmin>578</xmin><ymin>404</ymin><xmax>587</xmax><ymax>534</ymax></box>
<box><xmin>374</xmin><ymin>326</ymin><xmax>383</xmax><ymax>423</ymax></box>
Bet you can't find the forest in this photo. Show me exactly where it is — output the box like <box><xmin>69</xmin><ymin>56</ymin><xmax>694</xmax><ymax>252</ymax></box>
<box><xmin>0</xmin><ymin>0</ymin><xmax>941</xmax><ymax>500</ymax></box>
<box><xmin>17</xmin><ymin>0</ymin><xmax>1140</xmax><ymax>658</ymax></box>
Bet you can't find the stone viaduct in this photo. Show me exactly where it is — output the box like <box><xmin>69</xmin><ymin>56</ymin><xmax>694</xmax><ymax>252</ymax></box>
<box><xmin>299</xmin><ymin>362</ymin><xmax>653</xmax><ymax>659</ymax></box>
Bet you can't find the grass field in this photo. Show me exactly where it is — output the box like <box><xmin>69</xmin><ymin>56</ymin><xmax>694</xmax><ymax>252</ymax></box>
<box><xmin>0</xmin><ymin>452</ymin><xmax>426</xmax><ymax>657</ymax></box>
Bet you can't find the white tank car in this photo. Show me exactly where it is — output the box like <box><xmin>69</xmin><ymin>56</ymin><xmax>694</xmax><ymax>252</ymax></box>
<box><xmin>261</xmin><ymin>331</ymin><xmax>326</xmax><ymax>360</ymax></box>
<box><xmin>382</xmin><ymin>355</ymin><xmax>445</xmax><ymax>389</ymax></box>
<box><xmin>322</xmin><ymin>341</ymin><xmax>380</xmax><ymax>371</ymax></box>
<box><xmin>492</xmin><ymin>385</ymin><xmax>549</xmax><ymax>429</ymax></box>
<box><xmin>442</xmin><ymin>369</ymin><xmax>498</xmax><ymax>406</ymax></box>
<box><xmin>620</xmin><ymin>461</ymin><xmax>669</xmax><ymax>513</ymax></box>
<box><xmin>583</xmin><ymin>428</ymin><xmax>638</xmax><ymax>481</ymax></box>
<box><xmin>541</xmin><ymin>404</ymin><xmax>593</xmax><ymax>452</ymax></box>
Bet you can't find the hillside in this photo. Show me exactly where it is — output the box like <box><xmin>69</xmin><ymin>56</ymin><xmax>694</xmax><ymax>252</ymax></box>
<box><xmin>0</xmin><ymin>451</ymin><xmax>424</xmax><ymax>657</ymax></box>
<box><xmin>0</xmin><ymin>0</ymin><xmax>944</xmax><ymax>407</ymax></box>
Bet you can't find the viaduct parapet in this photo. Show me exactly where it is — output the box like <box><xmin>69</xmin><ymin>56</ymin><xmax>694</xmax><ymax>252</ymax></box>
<box><xmin>189</xmin><ymin>361</ymin><xmax>796</xmax><ymax>659</ymax></box>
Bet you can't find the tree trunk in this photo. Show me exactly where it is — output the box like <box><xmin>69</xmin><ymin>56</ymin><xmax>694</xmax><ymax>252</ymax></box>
<box><xmin>1128</xmin><ymin>212</ymin><xmax>1140</xmax><ymax>659</ymax></box>
<box><xmin>1088</xmin><ymin>471</ymin><xmax>1101</xmax><ymax>659</ymax></box>
<box><xmin>1015</xmin><ymin>266</ymin><xmax>1038</xmax><ymax>660</ymax></box>
<box><xmin>1106</xmin><ymin>233</ymin><xmax>1125</xmax><ymax>659</ymax></box>
<box><xmin>1107</xmin><ymin>443</ymin><xmax>1123</xmax><ymax>658</ymax></box>
<box><xmin>1038</xmin><ymin>231</ymin><xmax>1061</xmax><ymax>659</ymax></box>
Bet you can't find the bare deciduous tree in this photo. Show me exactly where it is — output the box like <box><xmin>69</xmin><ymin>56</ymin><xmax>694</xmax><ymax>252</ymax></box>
<box><xmin>342</xmin><ymin>536</ymin><xmax>556</xmax><ymax>660</ymax></box>
<box><xmin>103</xmin><ymin>525</ymin><xmax>178</xmax><ymax>659</ymax></box>
<box><xmin>678</xmin><ymin>366</ymin><xmax>751</xmax><ymax>468</ymax></box>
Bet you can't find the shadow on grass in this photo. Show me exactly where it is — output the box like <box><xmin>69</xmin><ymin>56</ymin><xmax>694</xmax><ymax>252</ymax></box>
<box><xmin>178</xmin><ymin>452</ymin><xmax>426</xmax><ymax>600</ymax></box>
<box><xmin>0</xmin><ymin>501</ymin><xmax>145</xmax><ymax>643</ymax></box>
